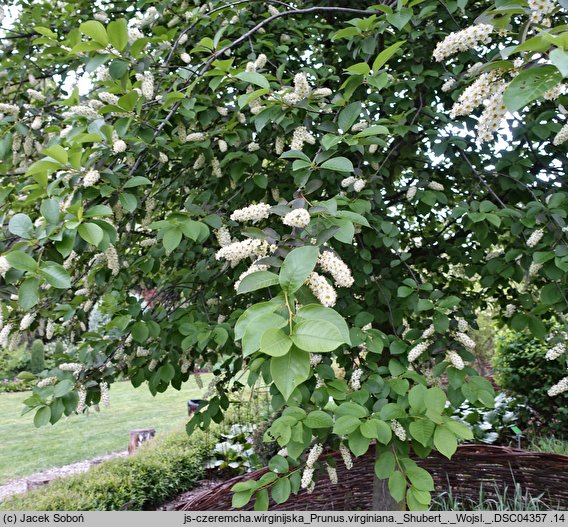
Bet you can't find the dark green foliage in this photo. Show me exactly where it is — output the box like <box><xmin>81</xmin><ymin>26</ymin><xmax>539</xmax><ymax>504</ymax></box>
<box><xmin>30</xmin><ymin>339</ymin><xmax>45</xmax><ymax>374</ymax></box>
<box><xmin>0</xmin><ymin>345</ymin><xmax>29</xmax><ymax>378</ymax></box>
<box><xmin>493</xmin><ymin>330</ymin><xmax>567</xmax><ymax>434</ymax></box>
<box><xmin>0</xmin><ymin>429</ymin><xmax>208</xmax><ymax>511</ymax></box>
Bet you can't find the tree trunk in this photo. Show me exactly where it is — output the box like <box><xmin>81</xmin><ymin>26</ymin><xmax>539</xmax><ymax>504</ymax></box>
<box><xmin>372</xmin><ymin>444</ymin><xmax>405</xmax><ymax>510</ymax></box>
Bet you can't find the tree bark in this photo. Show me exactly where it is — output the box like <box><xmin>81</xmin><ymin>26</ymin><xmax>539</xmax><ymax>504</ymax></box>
<box><xmin>372</xmin><ymin>444</ymin><xmax>405</xmax><ymax>510</ymax></box>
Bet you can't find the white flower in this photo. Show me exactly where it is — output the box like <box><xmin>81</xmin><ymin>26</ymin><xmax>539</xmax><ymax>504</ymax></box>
<box><xmin>455</xmin><ymin>332</ymin><xmax>475</xmax><ymax>351</ymax></box>
<box><xmin>406</xmin><ymin>186</ymin><xmax>417</xmax><ymax>200</ymax></box>
<box><xmin>301</xmin><ymin>467</ymin><xmax>314</xmax><ymax>489</ymax></box>
<box><xmin>247</xmin><ymin>142</ymin><xmax>260</xmax><ymax>152</ymax></box>
<box><xmin>421</xmin><ymin>325</ymin><xmax>435</xmax><ymax>339</ymax></box>
<box><xmin>186</xmin><ymin>132</ymin><xmax>206</xmax><ymax>142</ymax></box>
<box><xmin>428</xmin><ymin>181</ymin><xmax>444</xmax><ymax>191</ymax></box>
<box><xmin>59</xmin><ymin>362</ymin><xmax>82</xmax><ymax>374</ymax></box>
<box><xmin>105</xmin><ymin>245</ymin><xmax>120</xmax><ymax>276</ymax></box>
<box><xmin>441</xmin><ymin>79</ymin><xmax>456</xmax><ymax>92</ymax></box>
<box><xmin>20</xmin><ymin>313</ymin><xmax>36</xmax><ymax>331</ymax></box>
<box><xmin>313</xmin><ymin>88</ymin><xmax>332</xmax><ymax>97</ymax></box>
<box><xmin>326</xmin><ymin>465</ymin><xmax>338</xmax><ymax>484</ymax></box>
<box><xmin>193</xmin><ymin>153</ymin><xmax>205</xmax><ymax>169</ymax></box>
<box><xmin>290</xmin><ymin>126</ymin><xmax>315</xmax><ymax>151</ymax></box>
<box><xmin>212</xmin><ymin>157</ymin><xmax>222</xmax><ymax>178</ymax></box>
<box><xmin>553</xmin><ymin>123</ymin><xmax>568</xmax><ymax>146</ymax></box>
<box><xmin>526</xmin><ymin>229</ymin><xmax>544</xmax><ymax>248</ymax></box>
<box><xmin>528</xmin><ymin>0</ymin><xmax>555</xmax><ymax>24</ymax></box>
<box><xmin>306</xmin><ymin>443</ymin><xmax>323</xmax><ymax>467</ymax></box>
<box><xmin>159</xmin><ymin>152</ymin><xmax>168</xmax><ymax>164</ymax></box>
<box><xmin>140</xmin><ymin>72</ymin><xmax>154</xmax><ymax>100</ymax></box>
<box><xmin>100</xmin><ymin>381</ymin><xmax>110</xmax><ymax>406</ymax></box>
<box><xmin>98</xmin><ymin>92</ymin><xmax>119</xmax><ymax>105</ymax></box>
<box><xmin>113</xmin><ymin>138</ymin><xmax>127</xmax><ymax>153</ymax></box>
<box><xmin>27</xmin><ymin>89</ymin><xmax>46</xmax><ymax>102</ymax></box>
<box><xmin>83</xmin><ymin>169</ymin><xmax>100</xmax><ymax>187</ymax></box>
<box><xmin>0</xmin><ymin>324</ymin><xmax>11</xmax><ymax>348</ymax></box>
<box><xmin>433</xmin><ymin>24</ymin><xmax>493</xmax><ymax>62</ymax></box>
<box><xmin>215</xmin><ymin>226</ymin><xmax>232</xmax><ymax>247</ymax></box>
<box><xmin>216</xmin><ymin>106</ymin><xmax>228</xmax><ymax>116</ymax></box>
<box><xmin>215</xmin><ymin>239</ymin><xmax>275</xmax><ymax>266</ymax></box>
<box><xmin>504</xmin><ymin>304</ymin><xmax>516</xmax><ymax>318</ymax></box>
<box><xmin>64</xmin><ymin>105</ymin><xmax>100</xmax><ymax>119</ymax></box>
<box><xmin>94</xmin><ymin>12</ymin><xmax>108</xmax><ymax>23</ymax></box>
<box><xmin>450</xmin><ymin>71</ymin><xmax>501</xmax><ymax>118</ymax></box>
<box><xmin>37</xmin><ymin>376</ymin><xmax>58</xmax><ymax>388</ymax></box>
<box><xmin>529</xmin><ymin>262</ymin><xmax>542</xmax><ymax>277</ymax></box>
<box><xmin>76</xmin><ymin>385</ymin><xmax>87</xmax><ymax>413</ymax></box>
<box><xmin>548</xmin><ymin>377</ymin><xmax>568</xmax><ymax>397</ymax></box>
<box><xmin>351</xmin><ymin>121</ymin><xmax>368</xmax><ymax>132</ymax></box>
<box><xmin>341</xmin><ymin>176</ymin><xmax>356</xmax><ymax>188</ymax></box>
<box><xmin>128</xmin><ymin>27</ymin><xmax>144</xmax><ymax>44</ymax></box>
<box><xmin>486</xmin><ymin>248</ymin><xmax>504</xmax><ymax>261</ymax></box>
<box><xmin>254</xmin><ymin>54</ymin><xmax>267</xmax><ymax>70</ymax></box>
<box><xmin>543</xmin><ymin>83</ymin><xmax>565</xmax><ymax>101</ymax></box>
<box><xmin>293</xmin><ymin>72</ymin><xmax>310</xmax><ymax>99</ymax></box>
<box><xmin>408</xmin><ymin>340</ymin><xmax>431</xmax><ymax>362</ymax></box>
<box><xmin>282</xmin><ymin>209</ymin><xmax>311</xmax><ymax>229</ymax></box>
<box><xmin>350</xmin><ymin>368</ymin><xmax>363</xmax><ymax>391</ymax></box>
<box><xmin>390</xmin><ymin>420</ymin><xmax>407</xmax><ymax>441</ymax></box>
<box><xmin>546</xmin><ymin>343</ymin><xmax>565</xmax><ymax>361</ymax></box>
<box><xmin>0</xmin><ymin>256</ymin><xmax>11</xmax><ymax>277</ymax></box>
<box><xmin>306</xmin><ymin>272</ymin><xmax>337</xmax><ymax>307</ymax></box>
<box><xmin>318</xmin><ymin>251</ymin><xmax>354</xmax><ymax>288</ymax></box>
<box><xmin>310</xmin><ymin>354</ymin><xmax>322</xmax><ymax>367</ymax></box>
<box><xmin>339</xmin><ymin>444</ymin><xmax>353</xmax><ymax>470</ymax></box>
<box><xmin>268</xmin><ymin>5</ymin><xmax>279</xmax><ymax>16</ymax></box>
<box><xmin>230</xmin><ymin>203</ymin><xmax>271</xmax><ymax>223</ymax></box>
<box><xmin>476</xmin><ymin>82</ymin><xmax>508</xmax><ymax>143</ymax></box>
<box><xmin>446</xmin><ymin>350</ymin><xmax>465</xmax><ymax>369</ymax></box>
<box><xmin>353</xmin><ymin>179</ymin><xmax>366</xmax><ymax>192</ymax></box>
<box><xmin>275</xmin><ymin>136</ymin><xmax>285</xmax><ymax>155</ymax></box>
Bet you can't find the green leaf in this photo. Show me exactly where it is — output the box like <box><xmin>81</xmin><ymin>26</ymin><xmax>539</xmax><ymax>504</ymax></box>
<box><xmin>291</xmin><ymin>320</ymin><xmax>345</xmax><ymax>352</ymax></box>
<box><xmin>42</xmin><ymin>145</ymin><xmax>68</xmax><ymax>164</ymax></box>
<box><xmin>124</xmin><ymin>176</ymin><xmax>152</xmax><ymax>188</ymax></box>
<box><xmin>9</xmin><ymin>213</ymin><xmax>33</xmax><ymax>239</ymax></box>
<box><xmin>119</xmin><ymin>192</ymin><xmax>137</xmax><ymax>212</ymax></box>
<box><xmin>243</xmin><ymin>313</ymin><xmax>287</xmax><ymax>356</ymax></box>
<box><xmin>305</xmin><ymin>410</ymin><xmax>333</xmax><ymax>429</ymax></box>
<box><xmin>320</xmin><ymin>157</ymin><xmax>354</xmax><ymax>173</ymax></box>
<box><xmin>296</xmin><ymin>305</ymin><xmax>351</xmax><ymax>345</ymax></box>
<box><xmin>338</xmin><ymin>102</ymin><xmax>362</xmax><ymax>132</ymax></box>
<box><xmin>409</xmin><ymin>420</ymin><xmax>435</xmax><ymax>446</ymax></box>
<box><xmin>445</xmin><ymin>419</ymin><xmax>474</xmax><ymax>440</ymax></box>
<box><xmin>279</xmin><ymin>246</ymin><xmax>319</xmax><ymax>294</ymax></box>
<box><xmin>34</xmin><ymin>406</ymin><xmax>51</xmax><ymax>428</ymax></box>
<box><xmin>163</xmin><ymin>228</ymin><xmax>183</xmax><ymax>254</ymax></box>
<box><xmin>541</xmin><ymin>283</ymin><xmax>562</xmax><ymax>305</ymax></box>
<box><xmin>374</xmin><ymin>451</ymin><xmax>395</xmax><ymax>479</ymax></box>
<box><xmin>78</xmin><ymin>222</ymin><xmax>104</xmax><ymax>246</ymax></box>
<box><xmin>360</xmin><ymin>418</ymin><xmax>392</xmax><ymax>444</ymax></box>
<box><xmin>19</xmin><ymin>278</ymin><xmax>40</xmax><ymax>310</ymax></box>
<box><xmin>550</xmin><ymin>47</ymin><xmax>568</xmax><ymax>78</ymax></box>
<box><xmin>84</xmin><ymin>205</ymin><xmax>113</xmax><ymax>218</ymax></box>
<box><xmin>405</xmin><ymin>464</ymin><xmax>434</xmax><ymax>491</ymax></box>
<box><xmin>234</xmin><ymin>300</ymin><xmax>280</xmax><ymax>340</ymax></box>
<box><xmin>354</xmin><ymin>124</ymin><xmax>389</xmax><ymax>137</ymax></box>
<box><xmin>5</xmin><ymin>251</ymin><xmax>36</xmax><ymax>271</ymax></box>
<box><xmin>232</xmin><ymin>490</ymin><xmax>253</xmax><ymax>508</ymax></box>
<box><xmin>372</xmin><ymin>41</ymin><xmax>406</xmax><ymax>71</ymax></box>
<box><xmin>159</xmin><ymin>363</ymin><xmax>175</xmax><ymax>383</ymax></box>
<box><xmin>260</xmin><ymin>328</ymin><xmax>293</xmax><ymax>357</ymax></box>
<box><xmin>424</xmin><ymin>387</ymin><xmax>446</xmax><ymax>414</ymax></box>
<box><xmin>80</xmin><ymin>20</ymin><xmax>109</xmax><ymax>45</ymax></box>
<box><xmin>386</xmin><ymin>8</ymin><xmax>413</xmax><ymax>30</ymax></box>
<box><xmin>348</xmin><ymin>428</ymin><xmax>371</xmax><ymax>456</ymax></box>
<box><xmin>254</xmin><ymin>489</ymin><xmax>269</xmax><ymax>511</ymax></box>
<box><xmin>107</xmin><ymin>19</ymin><xmax>128</xmax><ymax>51</ymax></box>
<box><xmin>333</xmin><ymin>415</ymin><xmax>361</xmax><ymax>435</ymax></box>
<box><xmin>238</xmin><ymin>271</ymin><xmax>280</xmax><ymax>294</ymax></box>
<box><xmin>131</xmin><ymin>321</ymin><xmax>149</xmax><ymax>343</ymax></box>
<box><xmin>268</xmin><ymin>455</ymin><xmax>289</xmax><ymax>474</ymax></box>
<box><xmin>40</xmin><ymin>263</ymin><xmax>71</xmax><ymax>289</ymax></box>
<box><xmin>41</xmin><ymin>198</ymin><xmax>60</xmax><ymax>224</ymax></box>
<box><xmin>408</xmin><ymin>384</ymin><xmax>427</xmax><ymax>412</ymax></box>
<box><xmin>433</xmin><ymin>426</ymin><xmax>458</xmax><ymax>459</ymax></box>
<box><xmin>270</xmin><ymin>347</ymin><xmax>310</xmax><ymax>400</ymax></box>
<box><xmin>53</xmin><ymin>379</ymin><xmax>74</xmax><ymax>397</ymax></box>
<box><xmin>271</xmin><ymin>478</ymin><xmax>291</xmax><ymax>504</ymax></box>
<box><xmin>503</xmin><ymin>65</ymin><xmax>563</xmax><ymax>112</ymax></box>
<box><xmin>235</xmin><ymin>71</ymin><xmax>270</xmax><ymax>89</ymax></box>
<box><xmin>389</xmin><ymin>471</ymin><xmax>407</xmax><ymax>503</ymax></box>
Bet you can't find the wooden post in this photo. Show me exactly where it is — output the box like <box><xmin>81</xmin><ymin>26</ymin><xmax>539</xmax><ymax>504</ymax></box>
<box><xmin>128</xmin><ymin>428</ymin><xmax>155</xmax><ymax>454</ymax></box>
<box><xmin>372</xmin><ymin>443</ymin><xmax>405</xmax><ymax>510</ymax></box>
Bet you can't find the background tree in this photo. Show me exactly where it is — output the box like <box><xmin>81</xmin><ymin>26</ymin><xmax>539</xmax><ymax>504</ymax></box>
<box><xmin>0</xmin><ymin>0</ymin><xmax>566</xmax><ymax>511</ymax></box>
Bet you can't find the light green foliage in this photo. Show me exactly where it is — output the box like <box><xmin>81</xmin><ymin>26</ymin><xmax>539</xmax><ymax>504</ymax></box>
<box><xmin>30</xmin><ymin>339</ymin><xmax>45</xmax><ymax>373</ymax></box>
<box><xmin>0</xmin><ymin>0</ymin><xmax>567</xmax><ymax>511</ymax></box>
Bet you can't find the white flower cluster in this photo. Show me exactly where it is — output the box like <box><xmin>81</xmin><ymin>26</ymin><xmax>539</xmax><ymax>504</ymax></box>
<box><xmin>408</xmin><ymin>340</ymin><xmax>431</xmax><ymax>362</ymax></box>
<box><xmin>136</xmin><ymin>347</ymin><xmax>150</xmax><ymax>357</ymax></box>
<box><xmin>112</xmin><ymin>131</ymin><xmax>127</xmax><ymax>153</ymax></box>
<box><xmin>212</xmin><ymin>157</ymin><xmax>222</xmax><ymax>178</ymax></box>
<box><xmin>301</xmin><ymin>467</ymin><xmax>314</xmax><ymax>489</ymax></box>
<box><xmin>476</xmin><ymin>82</ymin><xmax>507</xmax><ymax>143</ymax></box>
<box><xmin>313</xmin><ymin>88</ymin><xmax>332</xmax><ymax>97</ymax></box>
<box><xmin>528</xmin><ymin>0</ymin><xmax>555</xmax><ymax>24</ymax></box>
<box><xmin>450</xmin><ymin>72</ymin><xmax>500</xmax><ymax>118</ymax></box>
<box><xmin>543</xmin><ymin>84</ymin><xmax>565</xmax><ymax>100</ymax></box>
<box><xmin>46</xmin><ymin>319</ymin><xmax>55</xmax><ymax>340</ymax></box>
<box><xmin>294</xmin><ymin>73</ymin><xmax>310</xmax><ymax>100</ymax></box>
<box><xmin>546</xmin><ymin>343</ymin><xmax>565</xmax><ymax>361</ymax></box>
<box><xmin>180</xmin><ymin>52</ymin><xmax>191</xmax><ymax>64</ymax></box>
<box><xmin>98</xmin><ymin>92</ymin><xmax>119</xmax><ymax>105</ymax></box>
<box><xmin>234</xmin><ymin>262</ymin><xmax>269</xmax><ymax>291</ymax></box>
<box><xmin>318</xmin><ymin>251</ymin><xmax>354</xmax><ymax>288</ymax></box>
<box><xmin>37</xmin><ymin>376</ymin><xmax>58</xmax><ymax>388</ymax></box>
<box><xmin>548</xmin><ymin>377</ymin><xmax>568</xmax><ymax>397</ymax></box>
<box><xmin>0</xmin><ymin>103</ymin><xmax>19</xmax><ymax>117</ymax></box>
<box><xmin>339</xmin><ymin>444</ymin><xmax>353</xmax><ymax>470</ymax></box>
<box><xmin>341</xmin><ymin>176</ymin><xmax>366</xmax><ymax>192</ymax></box>
<box><xmin>215</xmin><ymin>226</ymin><xmax>232</xmax><ymax>247</ymax></box>
<box><xmin>553</xmin><ymin>124</ymin><xmax>568</xmax><ymax>146</ymax></box>
<box><xmin>186</xmin><ymin>132</ymin><xmax>206</xmax><ymax>142</ymax></box>
<box><xmin>529</xmin><ymin>261</ymin><xmax>542</xmax><ymax>277</ymax></box>
<box><xmin>306</xmin><ymin>272</ymin><xmax>337</xmax><ymax>307</ymax></box>
<box><xmin>218</xmin><ymin>139</ymin><xmax>228</xmax><ymax>153</ymax></box>
<box><xmin>64</xmin><ymin>105</ymin><xmax>100</xmax><ymax>119</ymax></box>
<box><xmin>230</xmin><ymin>203</ymin><xmax>271</xmax><ymax>223</ymax></box>
<box><xmin>140</xmin><ymin>72</ymin><xmax>154</xmax><ymax>100</ymax></box>
<box><xmin>433</xmin><ymin>24</ymin><xmax>493</xmax><ymax>62</ymax></box>
<box><xmin>159</xmin><ymin>152</ymin><xmax>168</xmax><ymax>163</ymax></box>
<box><xmin>193</xmin><ymin>153</ymin><xmax>205</xmax><ymax>169</ymax></box>
<box><xmin>446</xmin><ymin>350</ymin><xmax>465</xmax><ymax>370</ymax></box>
<box><xmin>83</xmin><ymin>169</ymin><xmax>100</xmax><ymax>188</ymax></box>
<box><xmin>526</xmin><ymin>228</ymin><xmax>544</xmax><ymax>248</ymax></box>
<box><xmin>290</xmin><ymin>126</ymin><xmax>315</xmax><ymax>151</ymax></box>
<box><xmin>27</xmin><ymin>89</ymin><xmax>46</xmax><ymax>102</ymax></box>
<box><xmin>105</xmin><ymin>245</ymin><xmax>120</xmax><ymax>276</ymax></box>
<box><xmin>390</xmin><ymin>420</ymin><xmax>407</xmax><ymax>441</ymax></box>
<box><xmin>326</xmin><ymin>464</ymin><xmax>338</xmax><ymax>484</ymax></box>
<box><xmin>421</xmin><ymin>325</ymin><xmax>435</xmax><ymax>339</ymax></box>
<box><xmin>215</xmin><ymin>239</ymin><xmax>275</xmax><ymax>266</ymax></box>
<box><xmin>486</xmin><ymin>248</ymin><xmax>504</xmax><ymax>260</ymax></box>
<box><xmin>406</xmin><ymin>186</ymin><xmax>417</xmax><ymax>200</ymax></box>
<box><xmin>427</xmin><ymin>181</ymin><xmax>444</xmax><ymax>191</ymax></box>
<box><xmin>0</xmin><ymin>324</ymin><xmax>11</xmax><ymax>348</ymax></box>
<box><xmin>351</xmin><ymin>121</ymin><xmax>368</xmax><ymax>132</ymax></box>
<box><xmin>282</xmin><ymin>209</ymin><xmax>311</xmax><ymax>229</ymax></box>
<box><xmin>441</xmin><ymin>79</ymin><xmax>456</xmax><ymax>92</ymax></box>
<box><xmin>59</xmin><ymin>362</ymin><xmax>82</xmax><ymax>374</ymax></box>
<box><xmin>350</xmin><ymin>368</ymin><xmax>363</xmax><ymax>391</ymax></box>
<box><xmin>268</xmin><ymin>5</ymin><xmax>279</xmax><ymax>16</ymax></box>
<box><xmin>310</xmin><ymin>354</ymin><xmax>322</xmax><ymax>367</ymax></box>
<box><xmin>275</xmin><ymin>136</ymin><xmax>285</xmax><ymax>155</ymax></box>
<box><xmin>455</xmin><ymin>332</ymin><xmax>476</xmax><ymax>351</ymax></box>
<box><xmin>247</xmin><ymin>142</ymin><xmax>260</xmax><ymax>152</ymax></box>
<box><xmin>100</xmin><ymin>381</ymin><xmax>110</xmax><ymax>407</ymax></box>
<box><xmin>457</xmin><ymin>319</ymin><xmax>469</xmax><ymax>333</ymax></box>
<box><xmin>504</xmin><ymin>304</ymin><xmax>516</xmax><ymax>318</ymax></box>
<box><xmin>77</xmin><ymin>385</ymin><xmax>87</xmax><ymax>413</ymax></box>
<box><xmin>20</xmin><ymin>313</ymin><xmax>36</xmax><ymax>331</ymax></box>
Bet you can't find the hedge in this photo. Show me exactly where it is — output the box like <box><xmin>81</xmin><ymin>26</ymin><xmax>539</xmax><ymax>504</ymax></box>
<box><xmin>0</xmin><ymin>428</ymin><xmax>210</xmax><ymax>511</ymax></box>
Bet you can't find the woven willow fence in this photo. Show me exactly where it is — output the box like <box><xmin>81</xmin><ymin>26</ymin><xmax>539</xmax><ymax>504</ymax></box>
<box><xmin>178</xmin><ymin>445</ymin><xmax>568</xmax><ymax>511</ymax></box>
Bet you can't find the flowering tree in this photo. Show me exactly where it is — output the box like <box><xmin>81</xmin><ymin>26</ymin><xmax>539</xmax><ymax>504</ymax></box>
<box><xmin>0</xmin><ymin>0</ymin><xmax>567</xmax><ymax>511</ymax></box>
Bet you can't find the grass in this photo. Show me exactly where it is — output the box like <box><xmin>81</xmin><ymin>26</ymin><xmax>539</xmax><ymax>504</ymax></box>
<box><xmin>528</xmin><ymin>436</ymin><xmax>568</xmax><ymax>456</ymax></box>
<box><xmin>0</xmin><ymin>375</ymin><xmax>212</xmax><ymax>484</ymax></box>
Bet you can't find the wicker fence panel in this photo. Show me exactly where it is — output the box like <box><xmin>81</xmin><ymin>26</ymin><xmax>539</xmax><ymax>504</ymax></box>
<box><xmin>178</xmin><ymin>445</ymin><xmax>568</xmax><ymax>511</ymax></box>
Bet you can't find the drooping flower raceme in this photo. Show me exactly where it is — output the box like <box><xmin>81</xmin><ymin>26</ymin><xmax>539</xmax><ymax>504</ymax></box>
<box><xmin>282</xmin><ymin>209</ymin><xmax>311</xmax><ymax>229</ymax></box>
<box><xmin>546</xmin><ymin>343</ymin><xmax>566</xmax><ymax>361</ymax></box>
<box><xmin>215</xmin><ymin>239</ymin><xmax>275</xmax><ymax>266</ymax></box>
<box><xmin>408</xmin><ymin>340</ymin><xmax>431</xmax><ymax>362</ymax></box>
<box><xmin>526</xmin><ymin>228</ymin><xmax>544</xmax><ymax>248</ymax></box>
<box><xmin>548</xmin><ymin>377</ymin><xmax>568</xmax><ymax>397</ymax></box>
<box><xmin>433</xmin><ymin>24</ymin><xmax>493</xmax><ymax>62</ymax></box>
<box><xmin>305</xmin><ymin>272</ymin><xmax>337</xmax><ymax>307</ymax></box>
<box><xmin>230</xmin><ymin>203</ymin><xmax>271</xmax><ymax>224</ymax></box>
<box><xmin>318</xmin><ymin>251</ymin><xmax>354</xmax><ymax>288</ymax></box>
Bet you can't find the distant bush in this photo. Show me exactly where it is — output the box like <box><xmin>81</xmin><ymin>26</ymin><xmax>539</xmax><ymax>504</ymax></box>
<box><xmin>0</xmin><ymin>344</ymin><xmax>29</xmax><ymax>378</ymax></box>
<box><xmin>30</xmin><ymin>340</ymin><xmax>45</xmax><ymax>374</ymax></box>
<box><xmin>493</xmin><ymin>329</ymin><xmax>568</xmax><ymax>434</ymax></box>
<box><xmin>0</xmin><ymin>429</ymin><xmax>209</xmax><ymax>511</ymax></box>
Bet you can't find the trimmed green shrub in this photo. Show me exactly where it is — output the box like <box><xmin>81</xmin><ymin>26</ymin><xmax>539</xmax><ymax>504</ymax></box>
<box><xmin>0</xmin><ymin>345</ymin><xmax>29</xmax><ymax>378</ymax></box>
<box><xmin>493</xmin><ymin>329</ymin><xmax>567</xmax><ymax>434</ymax></box>
<box><xmin>30</xmin><ymin>340</ymin><xmax>45</xmax><ymax>374</ymax></box>
<box><xmin>0</xmin><ymin>429</ymin><xmax>209</xmax><ymax>511</ymax></box>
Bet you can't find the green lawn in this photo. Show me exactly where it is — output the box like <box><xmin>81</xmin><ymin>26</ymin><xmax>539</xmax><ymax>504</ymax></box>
<box><xmin>0</xmin><ymin>375</ymin><xmax>211</xmax><ymax>484</ymax></box>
